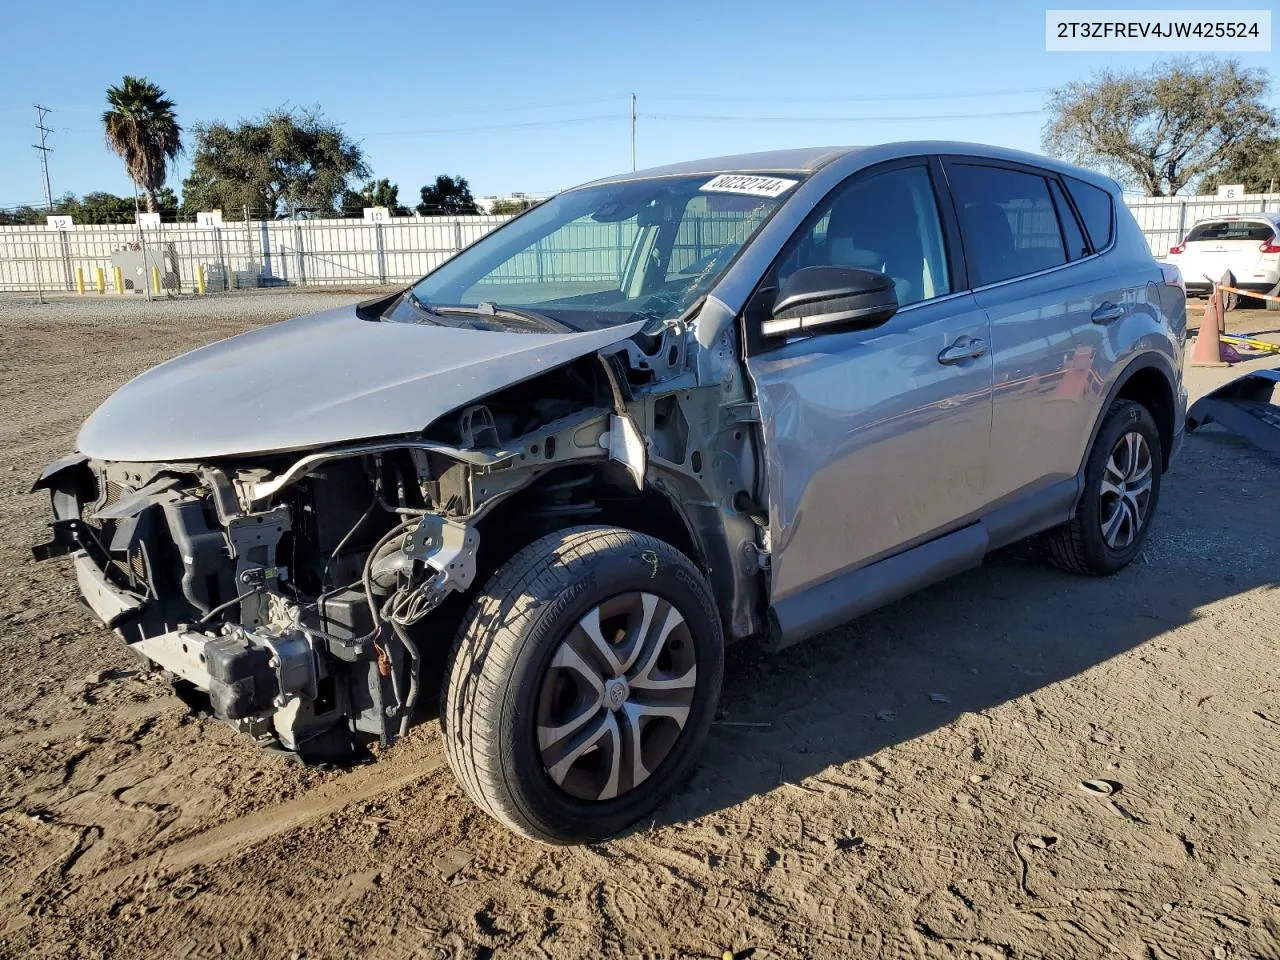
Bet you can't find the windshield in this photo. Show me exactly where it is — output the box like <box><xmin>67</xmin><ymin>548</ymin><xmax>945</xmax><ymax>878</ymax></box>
<box><xmin>404</xmin><ymin>173</ymin><xmax>802</xmax><ymax>331</ymax></box>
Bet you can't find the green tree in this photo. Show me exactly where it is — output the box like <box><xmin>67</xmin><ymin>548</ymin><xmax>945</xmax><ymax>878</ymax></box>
<box><xmin>181</xmin><ymin>107</ymin><xmax>369</xmax><ymax>218</ymax></box>
<box><xmin>488</xmin><ymin>198</ymin><xmax>535</xmax><ymax>215</ymax></box>
<box><xmin>1043</xmin><ymin>58</ymin><xmax>1277</xmax><ymax>196</ymax></box>
<box><xmin>0</xmin><ymin>205</ymin><xmax>43</xmax><ymax>226</ymax></box>
<box><xmin>417</xmin><ymin>175</ymin><xmax>479</xmax><ymax>215</ymax></box>
<box><xmin>1201</xmin><ymin>136</ymin><xmax>1280</xmax><ymax>194</ymax></box>
<box><xmin>102</xmin><ymin>76</ymin><xmax>182</xmax><ymax>213</ymax></box>
<box><xmin>340</xmin><ymin>178</ymin><xmax>409</xmax><ymax>217</ymax></box>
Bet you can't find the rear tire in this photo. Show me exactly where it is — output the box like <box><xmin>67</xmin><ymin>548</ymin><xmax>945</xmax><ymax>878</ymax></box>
<box><xmin>1045</xmin><ymin>400</ymin><xmax>1162</xmax><ymax>576</ymax></box>
<box><xmin>440</xmin><ymin>526</ymin><xmax>723</xmax><ymax>844</ymax></box>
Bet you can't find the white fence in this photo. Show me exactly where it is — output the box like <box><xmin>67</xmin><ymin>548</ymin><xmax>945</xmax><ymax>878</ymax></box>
<box><xmin>2</xmin><ymin>192</ymin><xmax>1278</xmax><ymax>294</ymax></box>
<box><xmin>0</xmin><ymin>216</ymin><xmax>512</xmax><ymax>294</ymax></box>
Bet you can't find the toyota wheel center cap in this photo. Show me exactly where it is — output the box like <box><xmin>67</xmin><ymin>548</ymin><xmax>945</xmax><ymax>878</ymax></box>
<box><xmin>605</xmin><ymin>678</ymin><xmax>629</xmax><ymax>710</ymax></box>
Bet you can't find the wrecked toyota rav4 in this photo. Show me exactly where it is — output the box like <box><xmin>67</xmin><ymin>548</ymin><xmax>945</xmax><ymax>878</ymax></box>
<box><xmin>33</xmin><ymin>143</ymin><xmax>1186</xmax><ymax>842</ymax></box>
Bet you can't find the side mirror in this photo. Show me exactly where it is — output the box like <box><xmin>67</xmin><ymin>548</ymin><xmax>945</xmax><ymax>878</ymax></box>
<box><xmin>763</xmin><ymin>266</ymin><xmax>898</xmax><ymax>338</ymax></box>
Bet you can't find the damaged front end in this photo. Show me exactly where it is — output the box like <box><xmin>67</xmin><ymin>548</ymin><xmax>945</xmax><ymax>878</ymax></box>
<box><xmin>32</xmin><ymin>446</ymin><xmax>487</xmax><ymax>761</ymax></box>
<box><xmin>32</xmin><ymin>315</ymin><xmax>766</xmax><ymax>763</ymax></box>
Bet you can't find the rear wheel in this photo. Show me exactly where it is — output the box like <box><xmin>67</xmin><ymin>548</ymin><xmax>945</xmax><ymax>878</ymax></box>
<box><xmin>1045</xmin><ymin>400</ymin><xmax>1162</xmax><ymax>576</ymax></box>
<box><xmin>440</xmin><ymin>526</ymin><xmax>723</xmax><ymax>843</ymax></box>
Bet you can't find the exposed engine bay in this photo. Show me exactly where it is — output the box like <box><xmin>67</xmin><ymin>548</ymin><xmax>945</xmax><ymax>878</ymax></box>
<box><xmin>32</xmin><ymin>314</ymin><xmax>766</xmax><ymax>762</ymax></box>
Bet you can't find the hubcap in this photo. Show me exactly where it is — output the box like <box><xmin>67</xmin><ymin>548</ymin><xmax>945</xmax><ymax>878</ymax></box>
<box><xmin>1099</xmin><ymin>430</ymin><xmax>1153</xmax><ymax>550</ymax></box>
<box><xmin>535</xmin><ymin>592</ymin><xmax>697</xmax><ymax>801</ymax></box>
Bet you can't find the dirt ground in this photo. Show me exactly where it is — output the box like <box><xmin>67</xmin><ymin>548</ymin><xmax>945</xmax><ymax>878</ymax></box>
<box><xmin>2</xmin><ymin>293</ymin><xmax>1280</xmax><ymax>960</ymax></box>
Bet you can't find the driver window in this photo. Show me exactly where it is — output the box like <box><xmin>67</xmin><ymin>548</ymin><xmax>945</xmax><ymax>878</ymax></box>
<box><xmin>776</xmin><ymin>164</ymin><xmax>951</xmax><ymax>307</ymax></box>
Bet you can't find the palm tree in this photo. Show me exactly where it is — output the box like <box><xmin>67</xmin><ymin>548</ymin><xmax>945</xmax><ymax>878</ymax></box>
<box><xmin>102</xmin><ymin>76</ymin><xmax>182</xmax><ymax>213</ymax></box>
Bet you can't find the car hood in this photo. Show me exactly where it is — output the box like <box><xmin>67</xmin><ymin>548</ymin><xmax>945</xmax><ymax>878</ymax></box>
<box><xmin>77</xmin><ymin>303</ymin><xmax>643</xmax><ymax>462</ymax></box>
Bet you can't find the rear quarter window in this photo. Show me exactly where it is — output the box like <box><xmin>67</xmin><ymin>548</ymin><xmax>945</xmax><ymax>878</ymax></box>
<box><xmin>1185</xmin><ymin>220</ymin><xmax>1275</xmax><ymax>242</ymax></box>
<box><xmin>1064</xmin><ymin>177</ymin><xmax>1114</xmax><ymax>250</ymax></box>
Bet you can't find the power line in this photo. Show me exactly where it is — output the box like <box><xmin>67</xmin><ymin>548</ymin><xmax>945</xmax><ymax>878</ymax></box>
<box><xmin>645</xmin><ymin>87</ymin><xmax>1052</xmax><ymax>104</ymax></box>
<box><xmin>640</xmin><ymin>108</ymin><xmax>1046</xmax><ymax>124</ymax></box>
<box><xmin>32</xmin><ymin>105</ymin><xmax>53</xmax><ymax>211</ymax></box>
<box><xmin>392</xmin><ymin>95</ymin><xmax>628</xmax><ymax>119</ymax></box>
<box><xmin>364</xmin><ymin>114</ymin><xmax>626</xmax><ymax>137</ymax></box>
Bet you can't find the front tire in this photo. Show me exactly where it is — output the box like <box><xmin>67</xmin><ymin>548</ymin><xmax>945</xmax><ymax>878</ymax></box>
<box><xmin>440</xmin><ymin>526</ymin><xmax>724</xmax><ymax>843</ymax></box>
<box><xmin>1045</xmin><ymin>399</ymin><xmax>1162</xmax><ymax>576</ymax></box>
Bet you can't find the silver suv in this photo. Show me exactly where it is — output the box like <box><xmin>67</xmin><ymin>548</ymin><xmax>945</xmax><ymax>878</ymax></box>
<box><xmin>33</xmin><ymin>142</ymin><xmax>1187</xmax><ymax>843</ymax></box>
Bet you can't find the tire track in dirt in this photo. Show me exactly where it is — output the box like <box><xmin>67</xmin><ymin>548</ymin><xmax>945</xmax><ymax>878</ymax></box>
<box><xmin>75</xmin><ymin>742</ymin><xmax>446</xmax><ymax>892</ymax></box>
<box><xmin>0</xmin><ymin>700</ymin><xmax>164</xmax><ymax>753</ymax></box>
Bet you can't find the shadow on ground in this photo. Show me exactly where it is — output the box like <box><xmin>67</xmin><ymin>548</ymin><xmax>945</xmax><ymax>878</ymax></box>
<box><xmin>636</xmin><ymin>427</ymin><xmax>1280</xmax><ymax>830</ymax></box>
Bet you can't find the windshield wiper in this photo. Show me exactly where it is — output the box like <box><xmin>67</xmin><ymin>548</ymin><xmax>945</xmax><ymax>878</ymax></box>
<box><xmin>405</xmin><ymin>289</ymin><xmax>446</xmax><ymax>321</ymax></box>
<box><xmin>430</xmin><ymin>302</ymin><xmax>574</xmax><ymax>333</ymax></box>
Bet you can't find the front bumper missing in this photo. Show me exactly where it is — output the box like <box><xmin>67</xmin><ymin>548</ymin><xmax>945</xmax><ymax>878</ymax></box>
<box><xmin>74</xmin><ymin>551</ymin><xmax>145</xmax><ymax>627</ymax></box>
<box><xmin>33</xmin><ymin>454</ymin><xmax>481</xmax><ymax>761</ymax></box>
<box><xmin>1186</xmin><ymin>367</ymin><xmax>1280</xmax><ymax>457</ymax></box>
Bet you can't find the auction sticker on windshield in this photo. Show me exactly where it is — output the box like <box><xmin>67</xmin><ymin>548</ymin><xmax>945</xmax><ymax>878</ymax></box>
<box><xmin>700</xmin><ymin>174</ymin><xmax>798</xmax><ymax>198</ymax></box>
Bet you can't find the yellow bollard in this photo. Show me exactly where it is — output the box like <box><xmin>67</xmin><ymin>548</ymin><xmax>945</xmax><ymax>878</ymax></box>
<box><xmin>95</xmin><ymin>266</ymin><xmax>105</xmax><ymax>294</ymax></box>
<box><xmin>196</xmin><ymin>265</ymin><xmax>206</xmax><ymax>295</ymax></box>
<box><xmin>75</xmin><ymin>267</ymin><xmax>85</xmax><ymax>295</ymax></box>
<box><xmin>113</xmin><ymin>265</ymin><xmax>125</xmax><ymax>295</ymax></box>
<box><xmin>151</xmin><ymin>265</ymin><xmax>161</xmax><ymax>294</ymax></box>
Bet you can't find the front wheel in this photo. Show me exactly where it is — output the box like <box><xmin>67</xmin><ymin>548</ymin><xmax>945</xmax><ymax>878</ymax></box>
<box><xmin>440</xmin><ymin>526</ymin><xmax>723</xmax><ymax>843</ymax></box>
<box><xmin>1044</xmin><ymin>399</ymin><xmax>1162</xmax><ymax>576</ymax></box>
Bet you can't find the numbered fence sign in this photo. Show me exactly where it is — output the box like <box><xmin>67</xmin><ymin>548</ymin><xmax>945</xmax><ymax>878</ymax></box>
<box><xmin>46</xmin><ymin>215</ymin><xmax>74</xmax><ymax>231</ymax></box>
<box><xmin>138</xmin><ymin>212</ymin><xmax>161</xmax><ymax>228</ymax></box>
<box><xmin>363</xmin><ymin>207</ymin><xmax>390</xmax><ymax>223</ymax></box>
<box><xmin>1216</xmin><ymin>185</ymin><xmax>1245</xmax><ymax>199</ymax></box>
<box><xmin>196</xmin><ymin>210</ymin><xmax>224</xmax><ymax>227</ymax></box>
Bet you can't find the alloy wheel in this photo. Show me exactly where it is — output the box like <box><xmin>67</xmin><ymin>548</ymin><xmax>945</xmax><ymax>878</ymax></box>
<box><xmin>535</xmin><ymin>592</ymin><xmax>697</xmax><ymax>801</ymax></box>
<box><xmin>1099</xmin><ymin>430</ymin><xmax>1153</xmax><ymax>550</ymax></box>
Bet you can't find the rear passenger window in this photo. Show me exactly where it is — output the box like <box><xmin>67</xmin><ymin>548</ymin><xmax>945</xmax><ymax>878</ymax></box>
<box><xmin>947</xmin><ymin>164</ymin><xmax>1067</xmax><ymax>286</ymax></box>
<box><xmin>1065</xmin><ymin>177</ymin><xmax>1114</xmax><ymax>249</ymax></box>
<box><xmin>1049</xmin><ymin>179</ymin><xmax>1089</xmax><ymax>260</ymax></box>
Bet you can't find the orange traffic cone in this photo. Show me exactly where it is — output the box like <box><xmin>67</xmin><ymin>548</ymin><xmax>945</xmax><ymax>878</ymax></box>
<box><xmin>1189</xmin><ymin>285</ymin><xmax>1241</xmax><ymax>367</ymax></box>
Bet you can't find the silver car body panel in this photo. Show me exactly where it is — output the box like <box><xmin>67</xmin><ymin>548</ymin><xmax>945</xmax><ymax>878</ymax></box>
<box><xmin>724</xmin><ymin>144</ymin><xmax>1183</xmax><ymax>642</ymax></box>
<box><xmin>76</xmin><ymin>305</ymin><xmax>645</xmax><ymax>461</ymax></box>
<box><xmin>749</xmin><ymin>292</ymin><xmax>994</xmax><ymax>603</ymax></box>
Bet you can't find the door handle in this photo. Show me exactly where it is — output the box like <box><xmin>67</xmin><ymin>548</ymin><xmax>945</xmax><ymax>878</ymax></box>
<box><xmin>938</xmin><ymin>336</ymin><xmax>987</xmax><ymax>365</ymax></box>
<box><xmin>1091</xmin><ymin>302</ymin><xmax>1125</xmax><ymax>324</ymax></box>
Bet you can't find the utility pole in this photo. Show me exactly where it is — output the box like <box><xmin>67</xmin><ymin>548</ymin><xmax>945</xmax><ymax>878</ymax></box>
<box><xmin>32</xmin><ymin>104</ymin><xmax>54</xmax><ymax>210</ymax></box>
<box><xmin>630</xmin><ymin>93</ymin><xmax>636</xmax><ymax>172</ymax></box>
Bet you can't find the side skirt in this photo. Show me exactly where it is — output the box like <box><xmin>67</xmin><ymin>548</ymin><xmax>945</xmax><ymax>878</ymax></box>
<box><xmin>764</xmin><ymin>478</ymin><xmax>1079</xmax><ymax>651</ymax></box>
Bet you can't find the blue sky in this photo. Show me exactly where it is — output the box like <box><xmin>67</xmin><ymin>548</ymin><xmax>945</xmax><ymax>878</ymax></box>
<box><xmin>0</xmin><ymin>0</ymin><xmax>1275</xmax><ymax>208</ymax></box>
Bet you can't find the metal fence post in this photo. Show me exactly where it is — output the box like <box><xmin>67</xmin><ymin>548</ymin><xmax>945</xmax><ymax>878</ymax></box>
<box><xmin>453</xmin><ymin>218</ymin><xmax>463</xmax><ymax>256</ymax></box>
<box><xmin>58</xmin><ymin>228</ymin><xmax>74</xmax><ymax>292</ymax></box>
<box><xmin>244</xmin><ymin>207</ymin><xmax>256</xmax><ymax>288</ymax></box>
<box><xmin>295</xmin><ymin>224</ymin><xmax>306</xmax><ymax>286</ymax></box>
<box><xmin>376</xmin><ymin>221</ymin><xmax>387</xmax><ymax>284</ymax></box>
<box><xmin>28</xmin><ymin>236</ymin><xmax>45</xmax><ymax>305</ymax></box>
<box><xmin>1176</xmin><ymin>199</ymin><xmax>1187</xmax><ymax>241</ymax></box>
<box><xmin>213</xmin><ymin>226</ymin><xmax>228</xmax><ymax>291</ymax></box>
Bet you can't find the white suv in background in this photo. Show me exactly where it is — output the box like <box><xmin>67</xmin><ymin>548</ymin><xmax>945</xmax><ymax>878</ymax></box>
<box><xmin>1164</xmin><ymin>212</ymin><xmax>1280</xmax><ymax>309</ymax></box>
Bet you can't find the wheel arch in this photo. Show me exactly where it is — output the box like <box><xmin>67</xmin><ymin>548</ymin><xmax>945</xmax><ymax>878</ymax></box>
<box><xmin>472</xmin><ymin>463</ymin><xmax>708</xmax><ymax>589</ymax></box>
<box><xmin>1085</xmin><ymin>352</ymin><xmax>1178</xmax><ymax>474</ymax></box>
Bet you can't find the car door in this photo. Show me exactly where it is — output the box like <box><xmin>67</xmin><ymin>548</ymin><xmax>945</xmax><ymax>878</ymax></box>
<box><xmin>743</xmin><ymin>158</ymin><xmax>994</xmax><ymax>605</ymax></box>
<box><xmin>942</xmin><ymin>158</ymin><xmax>1127</xmax><ymax>505</ymax></box>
